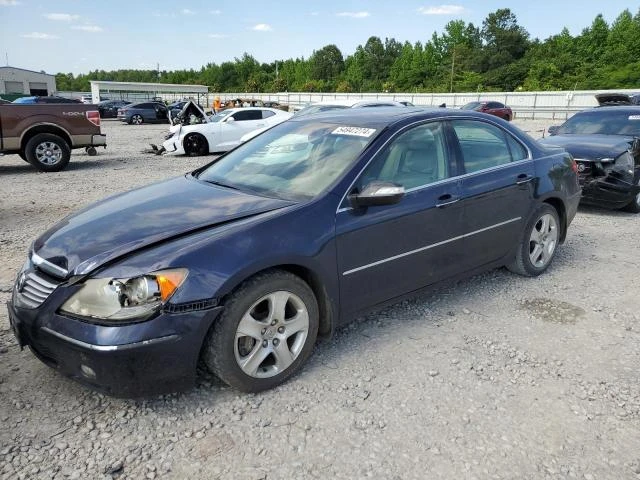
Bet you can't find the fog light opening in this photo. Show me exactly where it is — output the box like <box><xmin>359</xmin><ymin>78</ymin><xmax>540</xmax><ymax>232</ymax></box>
<box><xmin>80</xmin><ymin>364</ymin><xmax>96</xmax><ymax>380</ymax></box>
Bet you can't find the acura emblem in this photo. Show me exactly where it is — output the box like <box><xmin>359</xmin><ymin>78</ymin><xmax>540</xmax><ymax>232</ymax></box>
<box><xmin>577</xmin><ymin>163</ymin><xmax>585</xmax><ymax>172</ymax></box>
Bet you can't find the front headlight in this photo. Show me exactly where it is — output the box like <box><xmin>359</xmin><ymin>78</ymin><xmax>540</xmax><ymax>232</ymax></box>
<box><xmin>60</xmin><ymin>268</ymin><xmax>188</xmax><ymax>321</ymax></box>
<box><xmin>614</xmin><ymin>151</ymin><xmax>634</xmax><ymax>175</ymax></box>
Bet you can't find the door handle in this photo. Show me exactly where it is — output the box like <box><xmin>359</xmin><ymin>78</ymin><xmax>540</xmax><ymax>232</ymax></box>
<box><xmin>516</xmin><ymin>174</ymin><xmax>534</xmax><ymax>185</ymax></box>
<box><xmin>436</xmin><ymin>193</ymin><xmax>460</xmax><ymax>208</ymax></box>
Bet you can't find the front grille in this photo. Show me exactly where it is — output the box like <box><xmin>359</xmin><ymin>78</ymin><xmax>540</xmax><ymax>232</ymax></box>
<box><xmin>17</xmin><ymin>270</ymin><xmax>61</xmax><ymax>308</ymax></box>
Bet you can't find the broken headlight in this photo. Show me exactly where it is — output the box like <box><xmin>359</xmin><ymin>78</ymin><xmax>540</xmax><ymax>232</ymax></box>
<box><xmin>60</xmin><ymin>269</ymin><xmax>188</xmax><ymax>321</ymax></box>
<box><xmin>614</xmin><ymin>151</ymin><xmax>635</xmax><ymax>176</ymax></box>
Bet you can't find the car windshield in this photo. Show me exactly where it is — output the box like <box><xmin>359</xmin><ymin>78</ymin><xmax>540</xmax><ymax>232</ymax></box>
<box><xmin>209</xmin><ymin>110</ymin><xmax>233</xmax><ymax>122</ymax></box>
<box><xmin>197</xmin><ymin>120</ymin><xmax>378</xmax><ymax>201</ymax></box>
<box><xmin>556</xmin><ymin>111</ymin><xmax>640</xmax><ymax>136</ymax></box>
<box><xmin>295</xmin><ymin>105</ymin><xmax>350</xmax><ymax>116</ymax></box>
<box><xmin>461</xmin><ymin>102</ymin><xmax>481</xmax><ymax>110</ymax></box>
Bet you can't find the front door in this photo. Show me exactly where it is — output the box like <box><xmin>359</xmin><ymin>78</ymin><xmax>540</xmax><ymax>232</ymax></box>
<box><xmin>335</xmin><ymin>121</ymin><xmax>466</xmax><ymax>316</ymax></box>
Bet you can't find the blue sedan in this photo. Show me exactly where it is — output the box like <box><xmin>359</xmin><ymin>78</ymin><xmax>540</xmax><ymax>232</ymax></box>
<box><xmin>8</xmin><ymin>108</ymin><xmax>581</xmax><ymax>396</ymax></box>
<box><xmin>117</xmin><ymin>101</ymin><xmax>169</xmax><ymax>124</ymax></box>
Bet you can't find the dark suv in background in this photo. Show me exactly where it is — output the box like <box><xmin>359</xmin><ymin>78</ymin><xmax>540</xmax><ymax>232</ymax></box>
<box><xmin>98</xmin><ymin>100</ymin><xmax>131</xmax><ymax>118</ymax></box>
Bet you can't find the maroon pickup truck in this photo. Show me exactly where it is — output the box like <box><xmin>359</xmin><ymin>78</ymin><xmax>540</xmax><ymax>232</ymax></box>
<box><xmin>0</xmin><ymin>103</ymin><xmax>107</xmax><ymax>172</ymax></box>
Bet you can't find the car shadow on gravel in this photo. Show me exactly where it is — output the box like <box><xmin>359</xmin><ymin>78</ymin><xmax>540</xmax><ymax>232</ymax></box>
<box><xmin>577</xmin><ymin>204</ymin><xmax>637</xmax><ymax>218</ymax></box>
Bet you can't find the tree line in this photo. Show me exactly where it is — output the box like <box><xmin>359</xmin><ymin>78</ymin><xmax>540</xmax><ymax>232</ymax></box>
<box><xmin>55</xmin><ymin>8</ymin><xmax>640</xmax><ymax>94</ymax></box>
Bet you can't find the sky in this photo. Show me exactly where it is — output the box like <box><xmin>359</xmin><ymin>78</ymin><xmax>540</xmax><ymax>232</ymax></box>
<box><xmin>0</xmin><ymin>0</ymin><xmax>638</xmax><ymax>75</ymax></box>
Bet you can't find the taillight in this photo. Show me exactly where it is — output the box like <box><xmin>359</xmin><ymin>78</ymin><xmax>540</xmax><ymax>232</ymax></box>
<box><xmin>86</xmin><ymin>110</ymin><xmax>100</xmax><ymax>127</ymax></box>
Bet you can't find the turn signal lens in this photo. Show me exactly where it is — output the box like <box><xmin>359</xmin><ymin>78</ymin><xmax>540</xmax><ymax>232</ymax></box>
<box><xmin>156</xmin><ymin>269</ymin><xmax>189</xmax><ymax>301</ymax></box>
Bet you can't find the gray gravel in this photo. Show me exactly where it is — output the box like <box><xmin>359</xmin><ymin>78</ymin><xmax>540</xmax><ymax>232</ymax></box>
<box><xmin>1</xmin><ymin>119</ymin><xmax>639</xmax><ymax>479</ymax></box>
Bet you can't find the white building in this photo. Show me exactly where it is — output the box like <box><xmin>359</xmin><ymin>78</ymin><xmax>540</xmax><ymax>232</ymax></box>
<box><xmin>0</xmin><ymin>66</ymin><xmax>57</xmax><ymax>96</ymax></box>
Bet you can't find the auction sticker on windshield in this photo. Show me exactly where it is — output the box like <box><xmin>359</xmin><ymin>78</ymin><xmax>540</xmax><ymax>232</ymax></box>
<box><xmin>331</xmin><ymin>126</ymin><xmax>376</xmax><ymax>137</ymax></box>
<box><xmin>629</xmin><ymin>115</ymin><xmax>640</xmax><ymax>120</ymax></box>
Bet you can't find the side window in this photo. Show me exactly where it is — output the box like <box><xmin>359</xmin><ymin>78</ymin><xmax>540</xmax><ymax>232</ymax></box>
<box><xmin>452</xmin><ymin>120</ymin><xmax>523</xmax><ymax>174</ymax></box>
<box><xmin>262</xmin><ymin>110</ymin><xmax>276</xmax><ymax>119</ymax></box>
<box><xmin>506</xmin><ymin>134</ymin><xmax>528</xmax><ymax>161</ymax></box>
<box><xmin>358</xmin><ymin>122</ymin><xmax>450</xmax><ymax>190</ymax></box>
<box><xmin>486</xmin><ymin>102</ymin><xmax>502</xmax><ymax>109</ymax></box>
<box><xmin>232</xmin><ymin>110</ymin><xmax>262</xmax><ymax>121</ymax></box>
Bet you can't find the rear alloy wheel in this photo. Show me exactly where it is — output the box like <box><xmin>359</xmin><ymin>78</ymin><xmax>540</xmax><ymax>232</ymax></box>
<box><xmin>131</xmin><ymin>114</ymin><xmax>143</xmax><ymax>125</ymax></box>
<box><xmin>24</xmin><ymin>133</ymin><xmax>71</xmax><ymax>172</ymax></box>
<box><xmin>183</xmin><ymin>133</ymin><xmax>209</xmax><ymax>156</ymax></box>
<box><xmin>508</xmin><ymin>204</ymin><xmax>560</xmax><ymax>276</ymax></box>
<box><xmin>203</xmin><ymin>270</ymin><xmax>319</xmax><ymax>392</ymax></box>
<box><xmin>622</xmin><ymin>177</ymin><xmax>640</xmax><ymax>213</ymax></box>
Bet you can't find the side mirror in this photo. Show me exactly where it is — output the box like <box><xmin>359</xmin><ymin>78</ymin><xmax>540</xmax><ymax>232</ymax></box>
<box><xmin>225</xmin><ymin>116</ymin><xmax>235</xmax><ymax>123</ymax></box>
<box><xmin>349</xmin><ymin>181</ymin><xmax>405</xmax><ymax>208</ymax></box>
<box><xmin>547</xmin><ymin>125</ymin><xmax>560</xmax><ymax>136</ymax></box>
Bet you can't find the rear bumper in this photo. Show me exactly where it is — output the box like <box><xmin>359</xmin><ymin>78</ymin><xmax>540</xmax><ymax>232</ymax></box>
<box><xmin>71</xmin><ymin>134</ymin><xmax>107</xmax><ymax>149</ymax></box>
<box><xmin>8</xmin><ymin>300</ymin><xmax>222</xmax><ymax>398</ymax></box>
<box><xmin>92</xmin><ymin>134</ymin><xmax>107</xmax><ymax>147</ymax></box>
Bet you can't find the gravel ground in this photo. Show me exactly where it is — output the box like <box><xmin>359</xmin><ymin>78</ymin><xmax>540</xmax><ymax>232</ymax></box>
<box><xmin>1</xmin><ymin>119</ymin><xmax>639</xmax><ymax>480</ymax></box>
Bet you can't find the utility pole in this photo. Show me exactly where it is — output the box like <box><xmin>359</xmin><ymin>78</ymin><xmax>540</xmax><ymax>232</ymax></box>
<box><xmin>449</xmin><ymin>47</ymin><xmax>455</xmax><ymax>93</ymax></box>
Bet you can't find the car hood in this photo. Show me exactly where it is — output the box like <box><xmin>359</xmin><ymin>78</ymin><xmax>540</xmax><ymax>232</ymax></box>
<box><xmin>33</xmin><ymin>175</ymin><xmax>294</xmax><ymax>277</ymax></box>
<box><xmin>539</xmin><ymin>135</ymin><xmax>636</xmax><ymax>160</ymax></box>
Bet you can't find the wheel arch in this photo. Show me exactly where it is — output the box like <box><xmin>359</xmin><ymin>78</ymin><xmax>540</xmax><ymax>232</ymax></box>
<box><xmin>217</xmin><ymin>264</ymin><xmax>335</xmax><ymax>338</ymax></box>
<box><xmin>183</xmin><ymin>131</ymin><xmax>210</xmax><ymax>154</ymax></box>
<box><xmin>541</xmin><ymin>196</ymin><xmax>567</xmax><ymax>242</ymax></box>
<box><xmin>20</xmin><ymin>124</ymin><xmax>72</xmax><ymax>151</ymax></box>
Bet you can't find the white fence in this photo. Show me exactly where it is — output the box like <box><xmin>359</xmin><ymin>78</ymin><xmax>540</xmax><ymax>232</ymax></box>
<box><xmin>212</xmin><ymin>89</ymin><xmax>640</xmax><ymax>120</ymax></box>
<box><xmin>59</xmin><ymin>88</ymin><xmax>640</xmax><ymax>119</ymax></box>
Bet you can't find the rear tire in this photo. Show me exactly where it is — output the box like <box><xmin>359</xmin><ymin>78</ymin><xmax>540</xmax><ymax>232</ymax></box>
<box><xmin>18</xmin><ymin>150</ymin><xmax>29</xmax><ymax>163</ymax></box>
<box><xmin>508</xmin><ymin>204</ymin><xmax>560</xmax><ymax>277</ymax></box>
<box><xmin>183</xmin><ymin>133</ymin><xmax>209</xmax><ymax>156</ymax></box>
<box><xmin>504</xmin><ymin>114</ymin><xmax>511</xmax><ymax>121</ymax></box>
<box><xmin>203</xmin><ymin>270</ymin><xmax>319</xmax><ymax>393</ymax></box>
<box><xmin>24</xmin><ymin>133</ymin><xmax>71</xmax><ymax>172</ymax></box>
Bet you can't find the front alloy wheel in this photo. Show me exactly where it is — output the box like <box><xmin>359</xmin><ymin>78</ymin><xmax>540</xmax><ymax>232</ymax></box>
<box><xmin>203</xmin><ymin>270</ymin><xmax>319</xmax><ymax>392</ymax></box>
<box><xmin>234</xmin><ymin>291</ymin><xmax>309</xmax><ymax>378</ymax></box>
<box><xmin>131</xmin><ymin>114</ymin><xmax>143</xmax><ymax>125</ymax></box>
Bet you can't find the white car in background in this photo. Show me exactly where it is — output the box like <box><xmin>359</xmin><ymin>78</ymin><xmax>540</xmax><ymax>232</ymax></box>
<box><xmin>294</xmin><ymin>99</ymin><xmax>407</xmax><ymax>116</ymax></box>
<box><xmin>162</xmin><ymin>103</ymin><xmax>292</xmax><ymax>156</ymax></box>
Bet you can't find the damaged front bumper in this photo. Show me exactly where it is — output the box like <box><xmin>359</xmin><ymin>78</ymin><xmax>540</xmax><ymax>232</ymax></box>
<box><xmin>577</xmin><ymin>161</ymin><xmax>640</xmax><ymax>208</ymax></box>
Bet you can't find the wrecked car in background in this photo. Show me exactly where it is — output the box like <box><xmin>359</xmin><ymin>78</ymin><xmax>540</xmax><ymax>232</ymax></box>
<box><xmin>541</xmin><ymin>106</ymin><xmax>640</xmax><ymax>212</ymax></box>
<box><xmin>595</xmin><ymin>92</ymin><xmax>640</xmax><ymax>106</ymax></box>
<box><xmin>159</xmin><ymin>101</ymin><xmax>292</xmax><ymax>155</ymax></box>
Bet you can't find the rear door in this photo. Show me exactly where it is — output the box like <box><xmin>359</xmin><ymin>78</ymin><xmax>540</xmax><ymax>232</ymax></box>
<box><xmin>450</xmin><ymin>119</ymin><xmax>535</xmax><ymax>269</ymax></box>
<box><xmin>336</xmin><ymin>121</ymin><xmax>465</xmax><ymax>315</ymax></box>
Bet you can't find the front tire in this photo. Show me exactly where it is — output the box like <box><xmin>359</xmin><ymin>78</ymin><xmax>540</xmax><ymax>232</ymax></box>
<box><xmin>203</xmin><ymin>270</ymin><xmax>319</xmax><ymax>392</ymax></box>
<box><xmin>508</xmin><ymin>204</ymin><xmax>560</xmax><ymax>277</ymax></box>
<box><xmin>621</xmin><ymin>177</ymin><xmax>640</xmax><ymax>213</ymax></box>
<box><xmin>24</xmin><ymin>133</ymin><xmax>71</xmax><ymax>172</ymax></box>
<box><xmin>183</xmin><ymin>133</ymin><xmax>209</xmax><ymax>156</ymax></box>
<box><xmin>131</xmin><ymin>114</ymin><xmax>143</xmax><ymax>125</ymax></box>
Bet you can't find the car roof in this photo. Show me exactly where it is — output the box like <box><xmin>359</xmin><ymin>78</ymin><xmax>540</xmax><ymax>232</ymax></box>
<box><xmin>311</xmin><ymin>99</ymin><xmax>403</xmax><ymax>107</ymax></box>
<box><xmin>287</xmin><ymin>106</ymin><xmax>500</xmax><ymax>129</ymax></box>
<box><xmin>575</xmin><ymin>106</ymin><xmax>640</xmax><ymax>115</ymax></box>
